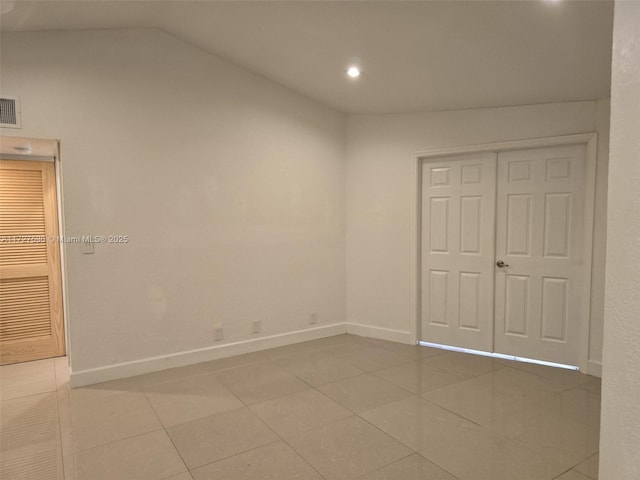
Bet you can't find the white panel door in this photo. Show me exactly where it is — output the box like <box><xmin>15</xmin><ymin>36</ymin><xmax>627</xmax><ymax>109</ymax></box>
<box><xmin>421</xmin><ymin>153</ymin><xmax>496</xmax><ymax>351</ymax></box>
<box><xmin>494</xmin><ymin>144</ymin><xmax>586</xmax><ymax>365</ymax></box>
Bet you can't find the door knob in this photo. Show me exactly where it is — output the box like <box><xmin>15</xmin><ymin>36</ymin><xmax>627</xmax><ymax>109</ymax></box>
<box><xmin>496</xmin><ymin>260</ymin><xmax>510</xmax><ymax>268</ymax></box>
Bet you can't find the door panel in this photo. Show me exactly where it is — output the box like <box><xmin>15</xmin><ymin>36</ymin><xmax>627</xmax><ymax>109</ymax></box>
<box><xmin>504</xmin><ymin>274</ymin><xmax>529</xmax><ymax>336</ymax></box>
<box><xmin>494</xmin><ymin>145</ymin><xmax>586</xmax><ymax>365</ymax></box>
<box><xmin>421</xmin><ymin>153</ymin><xmax>496</xmax><ymax>351</ymax></box>
<box><xmin>0</xmin><ymin>160</ymin><xmax>64</xmax><ymax>365</ymax></box>
<box><xmin>506</xmin><ymin>194</ymin><xmax>532</xmax><ymax>255</ymax></box>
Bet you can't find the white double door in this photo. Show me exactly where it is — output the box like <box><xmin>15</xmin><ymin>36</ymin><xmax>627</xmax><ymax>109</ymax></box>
<box><xmin>420</xmin><ymin>144</ymin><xmax>588</xmax><ymax>366</ymax></box>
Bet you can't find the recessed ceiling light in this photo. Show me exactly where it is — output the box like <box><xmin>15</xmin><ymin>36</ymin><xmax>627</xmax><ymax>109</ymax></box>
<box><xmin>347</xmin><ymin>66</ymin><xmax>361</xmax><ymax>78</ymax></box>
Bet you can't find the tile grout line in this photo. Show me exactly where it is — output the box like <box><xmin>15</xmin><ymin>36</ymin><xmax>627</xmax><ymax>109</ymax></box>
<box><xmin>307</xmin><ymin>363</ymin><xmax>467</xmax><ymax>479</ymax></box>
<box><xmin>185</xmin><ymin>438</ymin><xmax>283</xmax><ymax>476</ymax></box>
<box><xmin>157</xmin><ymin>362</ymin><xmax>331</xmax><ymax>479</ymax></box>
<box><xmin>141</xmin><ymin>364</ymin><xmax>317</xmax><ymax>477</ymax></box>
<box><xmin>0</xmin><ymin>388</ymin><xmax>59</xmax><ymax>403</ymax></box>
<box><xmin>552</xmin><ymin>466</ymin><xmax>577</xmax><ymax>479</ymax></box>
<box><xmin>305</xmin><ymin>361</ymin><xmax>424</xmax><ymax>474</ymax></box>
<box><xmin>306</xmin><ymin>348</ymin><xmax>559</xmax><ymax>478</ymax></box>
<box><xmin>52</xmin><ymin>359</ymin><xmax>67</xmax><ymax>480</ymax></box>
<box><xmin>54</xmin><ymin>345</ymin><xmax>339</xmax><ymax>477</ymax></box>
<box><xmin>142</xmin><ymin>388</ymin><xmax>198</xmax><ymax>477</ymax></box>
<box><xmin>66</xmin><ymin>425</ymin><xmax>168</xmax><ymax>455</ymax></box>
<box><xmin>209</xmin><ymin>344</ymin><xmax>430</xmax><ymax>478</ymax></box>
<box><xmin>0</xmin><ymin>360</ymin><xmax>58</xmax><ymax>402</ymax></box>
<box><xmin>217</xmin><ymin>366</ymin><xmax>330</xmax><ymax>480</ymax></box>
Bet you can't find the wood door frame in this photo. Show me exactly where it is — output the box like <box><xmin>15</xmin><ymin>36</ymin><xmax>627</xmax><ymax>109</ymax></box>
<box><xmin>54</xmin><ymin>143</ymin><xmax>71</xmax><ymax>366</ymax></box>
<box><xmin>0</xmin><ymin>140</ymin><xmax>68</xmax><ymax>364</ymax></box>
<box><xmin>411</xmin><ymin>133</ymin><xmax>597</xmax><ymax>373</ymax></box>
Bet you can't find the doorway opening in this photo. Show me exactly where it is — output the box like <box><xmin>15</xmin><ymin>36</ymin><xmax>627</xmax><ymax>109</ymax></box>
<box><xmin>0</xmin><ymin>136</ymin><xmax>66</xmax><ymax>365</ymax></box>
<box><xmin>416</xmin><ymin>134</ymin><xmax>597</xmax><ymax>372</ymax></box>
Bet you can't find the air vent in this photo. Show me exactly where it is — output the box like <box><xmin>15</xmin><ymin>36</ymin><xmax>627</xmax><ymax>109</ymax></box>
<box><xmin>0</xmin><ymin>96</ymin><xmax>22</xmax><ymax>128</ymax></box>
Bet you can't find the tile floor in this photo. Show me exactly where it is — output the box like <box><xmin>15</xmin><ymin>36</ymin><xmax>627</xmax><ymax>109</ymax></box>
<box><xmin>0</xmin><ymin>334</ymin><xmax>601</xmax><ymax>480</ymax></box>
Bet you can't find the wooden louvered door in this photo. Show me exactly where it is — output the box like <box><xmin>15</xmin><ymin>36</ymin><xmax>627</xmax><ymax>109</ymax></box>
<box><xmin>0</xmin><ymin>160</ymin><xmax>64</xmax><ymax>365</ymax></box>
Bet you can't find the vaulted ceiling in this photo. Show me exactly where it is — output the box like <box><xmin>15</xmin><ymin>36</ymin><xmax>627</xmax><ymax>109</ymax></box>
<box><xmin>1</xmin><ymin>0</ymin><xmax>614</xmax><ymax>114</ymax></box>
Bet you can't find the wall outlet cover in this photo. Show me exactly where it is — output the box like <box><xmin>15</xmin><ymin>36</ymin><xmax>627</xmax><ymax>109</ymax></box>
<box><xmin>213</xmin><ymin>327</ymin><xmax>224</xmax><ymax>341</ymax></box>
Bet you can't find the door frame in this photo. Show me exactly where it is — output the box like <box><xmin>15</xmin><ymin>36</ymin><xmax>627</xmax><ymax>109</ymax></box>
<box><xmin>411</xmin><ymin>133</ymin><xmax>597</xmax><ymax>373</ymax></box>
<box><xmin>0</xmin><ymin>137</ymin><xmax>69</xmax><ymax>364</ymax></box>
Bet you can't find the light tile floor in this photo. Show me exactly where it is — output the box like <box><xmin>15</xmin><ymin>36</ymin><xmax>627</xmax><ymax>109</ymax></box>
<box><xmin>0</xmin><ymin>334</ymin><xmax>601</xmax><ymax>479</ymax></box>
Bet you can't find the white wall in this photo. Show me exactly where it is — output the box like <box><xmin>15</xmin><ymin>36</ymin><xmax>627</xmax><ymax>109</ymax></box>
<box><xmin>590</xmin><ymin>99</ymin><xmax>610</xmax><ymax>373</ymax></box>
<box><xmin>600</xmin><ymin>1</ymin><xmax>640</xmax><ymax>478</ymax></box>
<box><xmin>0</xmin><ymin>27</ymin><xmax>612</xmax><ymax>386</ymax></box>
<box><xmin>0</xmin><ymin>29</ymin><xmax>346</xmax><ymax>382</ymax></box>
<box><xmin>345</xmin><ymin>100</ymin><xmax>609</xmax><ymax>373</ymax></box>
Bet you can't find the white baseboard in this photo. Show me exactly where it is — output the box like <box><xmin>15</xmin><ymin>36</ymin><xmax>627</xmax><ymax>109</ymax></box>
<box><xmin>346</xmin><ymin>322</ymin><xmax>412</xmax><ymax>344</ymax></box>
<box><xmin>587</xmin><ymin>359</ymin><xmax>602</xmax><ymax>378</ymax></box>
<box><xmin>70</xmin><ymin>323</ymin><xmax>347</xmax><ymax>387</ymax></box>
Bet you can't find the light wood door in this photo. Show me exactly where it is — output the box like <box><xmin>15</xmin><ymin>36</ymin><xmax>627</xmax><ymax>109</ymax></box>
<box><xmin>494</xmin><ymin>145</ymin><xmax>587</xmax><ymax>365</ymax></box>
<box><xmin>0</xmin><ymin>160</ymin><xmax>64</xmax><ymax>365</ymax></box>
<box><xmin>421</xmin><ymin>153</ymin><xmax>497</xmax><ymax>351</ymax></box>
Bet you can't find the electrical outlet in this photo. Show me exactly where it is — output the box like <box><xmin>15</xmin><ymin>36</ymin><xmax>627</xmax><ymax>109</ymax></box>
<box><xmin>309</xmin><ymin>312</ymin><xmax>317</xmax><ymax>325</ymax></box>
<box><xmin>213</xmin><ymin>327</ymin><xmax>224</xmax><ymax>341</ymax></box>
<box><xmin>251</xmin><ymin>320</ymin><xmax>261</xmax><ymax>334</ymax></box>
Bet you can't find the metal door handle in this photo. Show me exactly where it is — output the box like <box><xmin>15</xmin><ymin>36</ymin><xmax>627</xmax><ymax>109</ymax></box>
<box><xmin>496</xmin><ymin>260</ymin><xmax>510</xmax><ymax>268</ymax></box>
